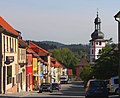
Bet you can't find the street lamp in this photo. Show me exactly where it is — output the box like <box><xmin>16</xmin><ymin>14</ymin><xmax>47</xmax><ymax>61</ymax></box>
<box><xmin>114</xmin><ymin>11</ymin><xmax>120</xmax><ymax>95</ymax></box>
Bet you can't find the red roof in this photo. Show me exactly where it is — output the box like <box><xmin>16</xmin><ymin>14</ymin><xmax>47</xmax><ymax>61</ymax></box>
<box><xmin>50</xmin><ymin>57</ymin><xmax>56</xmax><ymax>62</ymax></box>
<box><xmin>33</xmin><ymin>53</ymin><xmax>39</xmax><ymax>57</ymax></box>
<box><xmin>55</xmin><ymin>60</ymin><xmax>61</xmax><ymax>67</ymax></box>
<box><xmin>51</xmin><ymin>62</ymin><xmax>55</xmax><ymax>67</ymax></box>
<box><xmin>18</xmin><ymin>39</ymin><xmax>28</xmax><ymax>48</ymax></box>
<box><xmin>26</xmin><ymin>48</ymin><xmax>35</xmax><ymax>54</ymax></box>
<box><xmin>30</xmin><ymin>42</ymin><xmax>51</xmax><ymax>56</ymax></box>
<box><xmin>27</xmin><ymin>47</ymin><xmax>39</xmax><ymax>57</ymax></box>
<box><xmin>0</xmin><ymin>16</ymin><xmax>19</xmax><ymax>35</ymax></box>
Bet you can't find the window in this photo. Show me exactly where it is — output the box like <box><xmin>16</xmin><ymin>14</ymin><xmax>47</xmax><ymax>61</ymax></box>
<box><xmin>99</xmin><ymin>49</ymin><xmax>101</xmax><ymax>53</ymax></box>
<box><xmin>15</xmin><ymin>39</ymin><xmax>16</xmax><ymax>52</ymax></box>
<box><xmin>92</xmin><ymin>49</ymin><xmax>94</xmax><ymax>54</ymax></box>
<box><xmin>96</xmin><ymin>42</ymin><xmax>98</xmax><ymax>45</ymax></box>
<box><xmin>10</xmin><ymin>37</ymin><xmax>14</xmax><ymax>52</ymax></box>
<box><xmin>99</xmin><ymin>41</ymin><xmax>102</xmax><ymax>45</ymax></box>
<box><xmin>7</xmin><ymin>65</ymin><xmax>12</xmax><ymax>84</ymax></box>
<box><xmin>114</xmin><ymin>79</ymin><xmax>119</xmax><ymax>84</ymax></box>
<box><xmin>21</xmin><ymin>49</ymin><xmax>26</xmax><ymax>60</ymax></box>
<box><xmin>10</xmin><ymin>37</ymin><xmax>11</xmax><ymax>49</ymax></box>
<box><xmin>6</xmin><ymin>37</ymin><xmax>8</xmax><ymax>51</ymax></box>
<box><xmin>92</xmin><ymin>58</ymin><xmax>94</xmax><ymax>62</ymax></box>
<box><xmin>12</xmin><ymin>77</ymin><xmax>15</xmax><ymax>87</ymax></box>
<box><xmin>3</xmin><ymin>36</ymin><xmax>5</xmax><ymax>49</ymax></box>
<box><xmin>12</xmin><ymin>38</ymin><xmax>14</xmax><ymax>52</ymax></box>
<box><xmin>90</xmin><ymin>81</ymin><xmax>106</xmax><ymax>87</ymax></box>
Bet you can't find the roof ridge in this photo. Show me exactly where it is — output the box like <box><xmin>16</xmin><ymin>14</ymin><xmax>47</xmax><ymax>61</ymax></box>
<box><xmin>0</xmin><ymin>16</ymin><xmax>19</xmax><ymax>35</ymax></box>
<box><xmin>30</xmin><ymin>42</ymin><xmax>51</xmax><ymax>54</ymax></box>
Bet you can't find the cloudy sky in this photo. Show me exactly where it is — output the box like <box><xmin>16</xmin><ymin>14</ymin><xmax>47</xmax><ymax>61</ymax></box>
<box><xmin>0</xmin><ymin>0</ymin><xmax>119</xmax><ymax>44</ymax></box>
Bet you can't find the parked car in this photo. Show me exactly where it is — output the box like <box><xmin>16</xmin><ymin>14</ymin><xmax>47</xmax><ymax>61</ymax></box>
<box><xmin>85</xmin><ymin>79</ymin><xmax>109</xmax><ymax>98</ymax></box>
<box><xmin>60</xmin><ymin>75</ymin><xmax>68</xmax><ymax>84</ymax></box>
<box><xmin>108</xmin><ymin>76</ymin><xmax>119</xmax><ymax>94</ymax></box>
<box><xmin>104</xmin><ymin>79</ymin><xmax>110</xmax><ymax>92</ymax></box>
<box><xmin>52</xmin><ymin>83</ymin><xmax>61</xmax><ymax>91</ymax></box>
<box><xmin>68</xmin><ymin>78</ymin><xmax>72</xmax><ymax>84</ymax></box>
<box><xmin>39</xmin><ymin>83</ymin><xmax>53</xmax><ymax>93</ymax></box>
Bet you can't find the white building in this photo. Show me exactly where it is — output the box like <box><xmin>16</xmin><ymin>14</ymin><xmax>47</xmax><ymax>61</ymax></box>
<box><xmin>0</xmin><ymin>16</ymin><xmax>19</xmax><ymax>93</ymax></box>
<box><xmin>89</xmin><ymin>12</ymin><xmax>107</xmax><ymax>64</ymax></box>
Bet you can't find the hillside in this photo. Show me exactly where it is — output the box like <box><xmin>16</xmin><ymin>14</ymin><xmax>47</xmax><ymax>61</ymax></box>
<box><xmin>42</xmin><ymin>41</ymin><xmax>65</xmax><ymax>48</ymax></box>
<box><xmin>41</xmin><ymin>41</ymin><xmax>89</xmax><ymax>58</ymax></box>
<box><xmin>30</xmin><ymin>40</ymin><xmax>89</xmax><ymax>59</ymax></box>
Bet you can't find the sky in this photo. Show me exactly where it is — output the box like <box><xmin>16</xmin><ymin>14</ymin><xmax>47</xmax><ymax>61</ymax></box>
<box><xmin>0</xmin><ymin>0</ymin><xmax>119</xmax><ymax>44</ymax></box>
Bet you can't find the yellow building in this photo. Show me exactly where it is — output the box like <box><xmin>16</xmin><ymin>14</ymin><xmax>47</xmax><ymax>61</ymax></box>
<box><xmin>33</xmin><ymin>57</ymin><xmax>38</xmax><ymax>90</ymax></box>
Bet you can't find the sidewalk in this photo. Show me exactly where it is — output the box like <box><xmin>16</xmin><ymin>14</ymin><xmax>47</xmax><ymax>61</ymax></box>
<box><xmin>0</xmin><ymin>91</ymin><xmax>37</xmax><ymax>98</ymax></box>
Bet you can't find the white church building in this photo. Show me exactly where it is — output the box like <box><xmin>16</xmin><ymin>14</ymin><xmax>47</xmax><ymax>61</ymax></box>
<box><xmin>89</xmin><ymin>12</ymin><xmax>107</xmax><ymax>64</ymax></box>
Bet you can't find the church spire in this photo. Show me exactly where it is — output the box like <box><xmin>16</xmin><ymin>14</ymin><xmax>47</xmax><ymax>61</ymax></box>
<box><xmin>94</xmin><ymin>10</ymin><xmax>101</xmax><ymax>31</ymax></box>
<box><xmin>97</xmin><ymin>8</ymin><xmax>98</xmax><ymax>17</ymax></box>
<box><xmin>91</xmin><ymin>11</ymin><xmax>104</xmax><ymax>40</ymax></box>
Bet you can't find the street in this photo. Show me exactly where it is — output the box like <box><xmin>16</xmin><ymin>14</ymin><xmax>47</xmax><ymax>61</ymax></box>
<box><xmin>0</xmin><ymin>81</ymin><xmax>119</xmax><ymax>98</ymax></box>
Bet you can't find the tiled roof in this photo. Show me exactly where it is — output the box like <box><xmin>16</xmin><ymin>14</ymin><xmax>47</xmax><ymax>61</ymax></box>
<box><xmin>50</xmin><ymin>57</ymin><xmax>56</xmax><ymax>61</ymax></box>
<box><xmin>51</xmin><ymin>62</ymin><xmax>55</xmax><ymax>67</ymax></box>
<box><xmin>33</xmin><ymin>52</ymin><xmax>39</xmax><ymax>57</ymax></box>
<box><xmin>26</xmin><ymin>48</ymin><xmax>35</xmax><ymax>54</ymax></box>
<box><xmin>50</xmin><ymin>57</ymin><xmax>62</xmax><ymax>67</ymax></box>
<box><xmin>18</xmin><ymin>39</ymin><xmax>28</xmax><ymax>48</ymax></box>
<box><xmin>30</xmin><ymin>42</ymin><xmax>51</xmax><ymax>56</ymax></box>
<box><xmin>0</xmin><ymin>16</ymin><xmax>19</xmax><ymax>35</ymax></box>
<box><xmin>55</xmin><ymin>60</ymin><xmax>61</xmax><ymax>67</ymax></box>
<box><xmin>26</xmin><ymin>47</ymin><xmax>39</xmax><ymax>57</ymax></box>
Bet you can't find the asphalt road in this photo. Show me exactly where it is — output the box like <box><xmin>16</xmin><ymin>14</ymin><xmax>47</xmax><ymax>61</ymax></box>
<box><xmin>0</xmin><ymin>81</ymin><xmax>119</xmax><ymax>98</ymax></box>
<box><xmin>25</xmin><ymin>81</ymin><xmax>85</xmax><ymax>98</ymax></box>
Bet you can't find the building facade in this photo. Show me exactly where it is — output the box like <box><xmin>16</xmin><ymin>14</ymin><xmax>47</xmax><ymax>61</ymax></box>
<box><xmin>0</xmin><ymin>16</ymin><xmax>19</xmax><ymax>93</ymax></box>
<box><xmin>18</xmin><ymin>38</ymin><xmax>27</xmax><ymax>92</ymax></box>
<box><xmin>26</xmin><ymin>49</ymin><xmax>33</xmax><ymax>91</ymax></box>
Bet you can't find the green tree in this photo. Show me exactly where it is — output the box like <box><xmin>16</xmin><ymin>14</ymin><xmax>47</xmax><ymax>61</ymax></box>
<box><xmin>80</xmin><ymin>64</ymin><xmax>94</xmax><ymax>84</ymax></box>
<box><xmin>52</xmin><ymin>48</ymin><xmax>79</xmax><ymax>74</ymax></box>
<box><xmin>93</xmin><ymin>43</ymin><xmax>119</xmax><ymax>79</ymax></box>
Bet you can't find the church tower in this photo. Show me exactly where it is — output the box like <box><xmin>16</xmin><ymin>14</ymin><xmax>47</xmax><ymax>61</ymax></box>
<box><xmin>89</xmin><ymin>11</ymin><xmax>107</xmax><ymax>64</ymax></box>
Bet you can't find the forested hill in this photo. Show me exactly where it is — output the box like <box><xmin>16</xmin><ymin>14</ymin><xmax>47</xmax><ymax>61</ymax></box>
<box><xmin>32</xmin><ymin>41</ymin><xmax>89</xmax><ymax>58</ymax></box>
<box><xmin>42</xmin><ymin>41</ymin><xmax>65</xmax><ymax>48</ymax></box>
